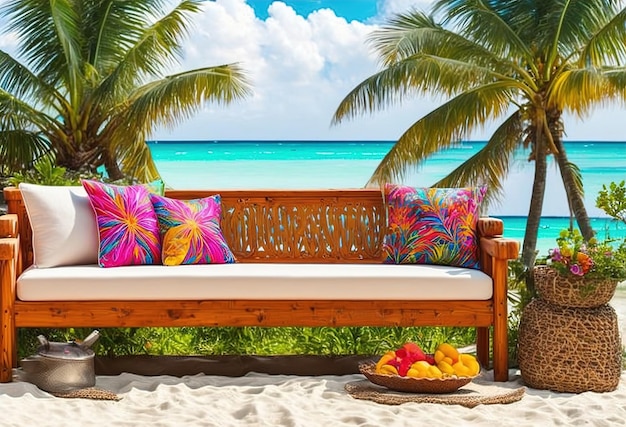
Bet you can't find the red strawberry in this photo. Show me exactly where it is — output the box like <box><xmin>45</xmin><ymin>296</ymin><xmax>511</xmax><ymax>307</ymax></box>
<box><xmin>398</xmin><ymin>357</ymin><xmax>413</xmax><ymax>376</ymax></box>
<box><xmin>402</xmin><ymin>342</ymin><xmax>426</xmax><ymax>363</ymax></box>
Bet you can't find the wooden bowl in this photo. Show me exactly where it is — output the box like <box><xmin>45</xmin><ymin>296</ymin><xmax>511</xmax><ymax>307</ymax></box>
<box><xmin>359</xmin><ymin>362</ymin><xmax>477</xmax><ymax>394</ymax></box>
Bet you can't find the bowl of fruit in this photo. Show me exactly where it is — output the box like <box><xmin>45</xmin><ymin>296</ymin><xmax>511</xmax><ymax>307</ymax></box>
<box><xmin>360</xmin><ymin>342</ymin><xmax>481</xmax><ymax>394</ymax></box>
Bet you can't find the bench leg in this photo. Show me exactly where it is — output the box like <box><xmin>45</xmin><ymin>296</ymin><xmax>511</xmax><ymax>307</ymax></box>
<box><xmin>492</xmin><ymin>323</ymin><xmax>508</xmax><ymax>382</ymax></box>
<box><xmin>1</xmin><ymin>261</ymin><xmax>17</xmax><ymax>383</ymax></box>
<box><xmin>1</xmin><ymin>306</ymin><xmax>16</xmax><ymax>383</ymax></box>
<box><xmin>476</xmin><ymin>327</ymin><xmax>489</xmax><ymax>367</ymax></box>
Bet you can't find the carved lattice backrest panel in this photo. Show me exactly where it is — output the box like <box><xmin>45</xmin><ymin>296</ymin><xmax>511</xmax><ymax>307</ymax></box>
<box><xmin>167</xmin><ymin>189</ymin><xmax>386</xmax><ymax>263</ymax></box>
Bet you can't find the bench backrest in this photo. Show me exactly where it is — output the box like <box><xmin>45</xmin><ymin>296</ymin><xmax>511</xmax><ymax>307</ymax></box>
<box><xmin>4</xmin><ymin>188</ymin><xmax>387</xmax><ymax>268</ymax></box>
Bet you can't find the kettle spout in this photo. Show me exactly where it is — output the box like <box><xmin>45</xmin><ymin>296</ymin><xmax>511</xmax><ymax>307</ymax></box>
<box><xmin>37</xmin><ymin>335</ymin><xmax>50</xmax><ymax>351</ymax></box>
<box><xmin>79</xmin><ymin>330</ymin><xmax>100</xmax><ymax>349</ymax></box>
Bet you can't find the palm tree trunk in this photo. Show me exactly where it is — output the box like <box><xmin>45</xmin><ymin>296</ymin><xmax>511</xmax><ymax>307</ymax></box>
<box><xmin>552</xmin><ymin>137</ymin><xmax>594</xmax><ymax>241</ymax></box>
<box><xmin>522</xmin><ymin>144</ymin><xmax>548</xmax><ymax>297</ymax></box>
<box><xmin>103</xmin><ymin>149</ymin><xmax>124</xmax><ymax>181</ymax></box>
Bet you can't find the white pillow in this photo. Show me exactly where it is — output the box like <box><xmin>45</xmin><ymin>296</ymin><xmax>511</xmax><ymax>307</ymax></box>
<box><xmin>19</xmin><ymin>183</ymin><xmax>99</xmax><ymax>267</ymax></box>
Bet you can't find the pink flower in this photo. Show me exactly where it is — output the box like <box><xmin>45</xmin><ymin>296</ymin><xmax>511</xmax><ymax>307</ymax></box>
<box><xmin>569</xmin><ymin>264</ymin><xmax>584</xmax><ymax>276</ymax></box>
<box><xmin>550</xmin><ymin>248</ymin><xmax>563</xmax><ymax>262</ymax></box>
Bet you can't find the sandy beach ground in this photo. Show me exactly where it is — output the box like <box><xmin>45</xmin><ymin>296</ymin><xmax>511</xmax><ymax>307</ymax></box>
<box><xmin>0</xmin><ymin>287</ymin><xmax>624</xmax><ymax>427</ymax></box>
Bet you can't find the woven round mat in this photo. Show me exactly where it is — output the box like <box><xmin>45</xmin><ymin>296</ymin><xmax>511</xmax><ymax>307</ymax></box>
<box><xmin>345</xmin><ymin>380</ymin><xmax>525</xmax><ymax>408</ymax></box>
<box><xmin>52</xmin><ymin>387</ymin><xmax>121</xmax><ymax>401</ymax></box>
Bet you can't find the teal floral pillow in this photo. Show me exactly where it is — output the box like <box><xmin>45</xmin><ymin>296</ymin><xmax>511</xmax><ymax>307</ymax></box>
<box><xmin>383</xmin><ymin>184</ymin><xmax>487</xmax><ymax>269</ymax></box>
<box><xmin>149</xmin><ymin>193</ymin><xmax>235</xmax><ymax>266</ymax></box>
<box><xmin>82</xmin><ymin>179</ymin><xmax>162</xmax><ymax>267</ymax></box>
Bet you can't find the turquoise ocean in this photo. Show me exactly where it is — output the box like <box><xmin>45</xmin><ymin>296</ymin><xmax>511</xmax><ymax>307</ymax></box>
<box><xmin>148</xmin><ymin>140</ymin><xmax>626</xmax><ymax>256</ymax></box>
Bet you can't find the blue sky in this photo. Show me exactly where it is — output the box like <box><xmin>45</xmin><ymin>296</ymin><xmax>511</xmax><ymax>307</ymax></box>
<box><xmin>0</xmin><ymin>0</ymin><xmax>624</xmax><ymax>142</ymax></box>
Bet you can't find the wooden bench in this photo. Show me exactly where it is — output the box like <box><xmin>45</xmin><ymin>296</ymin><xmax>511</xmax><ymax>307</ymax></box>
<box><xmin>0</xmin><ymin>187</ymin><xmax>519</xmax><ymax>383</ymax></box>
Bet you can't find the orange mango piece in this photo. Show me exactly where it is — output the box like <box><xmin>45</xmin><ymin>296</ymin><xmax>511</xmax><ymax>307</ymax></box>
<box><xmin>458</xmin><ymin>353</ymin><xmax>481</xmax><ymax>376</ymax></box>
<box><xmin>436</xmin><ymin>343</ymin><xmax>459</xmax><ymax>364</ymax></box>
<box><xmin>437</xmin><ymin>360</ymin><xmax>456</xmax><ymax>375</ymax></box>
<box><xmin>379</xmin><ymin>364</ymin><xmax>399</xmax><ymax>376</ymax></box>
<box><xmin>427</xmin><ymin>365</ymin><xmax>444</xmax><ymax>379</ymax></box>
<box><xmin>375</xmin><ymin>351</ymin><xmax>396</xmax><ymax>374</ymax></box>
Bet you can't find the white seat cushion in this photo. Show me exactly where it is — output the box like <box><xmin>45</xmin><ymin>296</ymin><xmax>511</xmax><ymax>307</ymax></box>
<box><xmin>17</xmin><ymin>263</ymin><xmax>492</xmax><ymax>301</ymax></box>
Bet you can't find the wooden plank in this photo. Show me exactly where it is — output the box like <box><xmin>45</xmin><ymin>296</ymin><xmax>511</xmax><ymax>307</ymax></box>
<box><xmin>480</xmin><ymin>236</ymin><xmax>520</xmax><ymax>260</ymax></box>
<box><xmin>0</xmin><ymin>215</ymin><xmax>17</xmax><ymax>238</ymax></box>
<box><xmin>15</xmin><ymin>300</ymin><xmax>495</xmax><ymax>328</ymax></box>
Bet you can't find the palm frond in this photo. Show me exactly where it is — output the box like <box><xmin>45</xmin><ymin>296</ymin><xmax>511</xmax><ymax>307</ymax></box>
<box><xmin>0</xmin><ymin>90</ymin><xmax>58</xmax><ymax>134</ymax></box>
<box><xmin>123</xmin><ymin>64</ymin><xmax>250</xmax><ymax>132</ymax></box>
<box><xmin>605</xmin><ymin>68</ymin><xmax>626</xmax><ymax>99</ymax></box>
<box><xmin>96</xmin><ymin>0</ymin><xmax>204</xmax><ymax>101</ymax></box>
<box><xmin>371</xmin><ymin>11</ymin><xmax>495</xmax><ymax>68</ymax></box>
<box><xmin>102</xmin><ymin>64</ymin><xmax>249</xmax><ymax>178</ymax></box>
<box><xmin>366</xmin><ymin>81</ymin><xmax>520</xmax><ymax>185</ymax></box>
<box><xmin>333</xmin><ymin>52</ymin><xmax>526</xmax><ymax>125</ymax></box>
<box><xmin>548</xmin><ymin>68</ymin><xmax>614</xmax><ymax>116</ymax></box>
<box><xmin>0</xmin><ymin>50</ymin><xmax>70</xmax><ymax>116</ymax></box>
<box><xmin>433</xmin><ymin>110</ymin><xmax>524</xmax><ymax>209</ymax></box>
<box><xmin>368</xmin><ymin>9</ymin><xmax>536</xmax><ymax>89</ymax></box>
<box><xmin>2</xmin><ymin>0</ymin><xmax>83</xmax><ymax>92</ymax></box>
<box><xmin>0</xmin><ymin>129</ymin><xmax>51</xmax><ymax>173</ymax></box>
<box><xmin>114</xmin><ymin>138</ymin><xmax>161</xmax><ymax>183</ymax></box>
<box><xmin>560</xmin><ymin>161</ymin><xmax>585</xmax><ymax>202</ymax></box>
<box><xmin>541</xmin><ymin>0</ymin><xmax>622</xmax><ymax>61</ymax></box>
<box><xmin>579</xmin><ymin>6</ymin><xmax>626</xmax><ymax>67</ymax></box>
<box><xmin>86</xmin><ymin>0</ymin><xmax>176</xmax><ymax>71</ymax></box>
<box><xmin>432</xmin><ymin>0</ymin><xmax>535</xmax><ymax>70</ymax></box>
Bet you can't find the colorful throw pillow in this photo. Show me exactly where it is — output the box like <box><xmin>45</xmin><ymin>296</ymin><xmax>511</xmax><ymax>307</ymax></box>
<box><xmin>82</xmin><ymin>179</ymin><xmax>161</xmax><ymax>267</ymax></box>
<box><xmin>149</xmin><ymin>193</ymin><xmax>235</xmax><ymax>266</ymax></box>
<box><xmin>383</xmin><ymin>184</ymin><xmax>487</xmax><ymax>269</ymax></box>
<box><xmin>145</xmin><ymin>179</ymin><xmax>165</xmax><ymax>196</ymax></box>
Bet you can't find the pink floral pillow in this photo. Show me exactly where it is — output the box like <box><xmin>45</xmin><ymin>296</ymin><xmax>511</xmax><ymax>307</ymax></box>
<box><xmin>383</xmin><ymin>184</ymin><xmax>487</xmax><ymax>269</ymax></box>
<box><xmin>82</xmin><ymin>180</ymin><xmax>161</xmax><ymax>267</ymax></box>
<box><xmin>149</xmin><ymin>194</ymin><xmax>235</xmax><ymax>266</ymax></box>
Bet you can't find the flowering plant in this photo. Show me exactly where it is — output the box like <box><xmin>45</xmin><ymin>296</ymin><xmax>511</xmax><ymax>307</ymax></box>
<box><xmin>548</xmin><ymin>229</ymin><xmax>626</xmax><ymax>281</ymax></box>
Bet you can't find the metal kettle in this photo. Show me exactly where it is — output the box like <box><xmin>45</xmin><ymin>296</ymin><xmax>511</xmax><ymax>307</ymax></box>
<box><xmin>19</xmin><ymin>330</ymin><xmax>100</xmax><ymax>393</ymax></box>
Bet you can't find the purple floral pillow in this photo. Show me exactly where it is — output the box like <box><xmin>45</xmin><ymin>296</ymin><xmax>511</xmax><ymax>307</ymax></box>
<box><xmin>149</xmin><ymin>194</ymin><xmax>235</xmax><ymax>266</ymax></box>
<box><xmin>81</xmin><ymin>180</ymin><xmax>161</xmax><ymax>267</ymax></box>
<box><xmin>383</xmin><ymin>184</ymin><xmax>487</xmax><ymax>269</ymax></box>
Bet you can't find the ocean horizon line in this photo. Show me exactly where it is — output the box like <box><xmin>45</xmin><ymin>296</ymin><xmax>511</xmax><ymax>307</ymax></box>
<box><xmin>148</xmin><ymin>139</ymin><xmax>626</xmax><ymax>144</ymax></box>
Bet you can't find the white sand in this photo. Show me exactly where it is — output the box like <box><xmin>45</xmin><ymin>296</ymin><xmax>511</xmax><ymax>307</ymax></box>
<box><xmin>1</xmin><ymin>289</ymin><xmax>625</xmax><ymax>427</ymax></box>
<box><xmin>1</xmin><ymin>370</ymin><xmax>625</xmax><ymax>427</ymax></box>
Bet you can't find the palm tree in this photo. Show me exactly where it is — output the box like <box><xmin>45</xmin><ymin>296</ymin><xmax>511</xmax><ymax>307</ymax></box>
<box><xmin>0</xmin><ymin>0</ymin><xmax>250</xmax><ymax>182</ymax></box>
<box><xmin>332</xmin><ymin>0</ymin><xmax>626</xmax><ymax>286</ymax></box>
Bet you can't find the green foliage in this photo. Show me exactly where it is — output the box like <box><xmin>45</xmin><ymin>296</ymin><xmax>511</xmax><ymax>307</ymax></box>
<box><xmin>596</xmin><ymin>180</ymin><xmax>626</xmax><ymax>225</ymax></box>
<box><xmin>506</xmin><ymin>257</ymin><xmax>534</xmax><ymax>366</ymax></box>
<box><xmin>7</xmin><ymin>157</ymin><xmax>94</xmax><ymax>186</ymax></box>
<box><xmin>17</xmin><ymin>326</ymin><xmax>477</xmax><ymax>360</ymax></box>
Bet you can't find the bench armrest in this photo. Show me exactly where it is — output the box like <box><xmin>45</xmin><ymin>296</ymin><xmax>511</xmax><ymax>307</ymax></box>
<box><xmin>0</xmin><ymin>214</ymin><xmax>18</xmax><ymax>239</ymax></box>
<box><xmin>478</xmin><ymin>217</ymin><xmax>519</xmax><ymax>260</ymax></box>
<box><xmin>1</xmin><ymin>214</ymin><xmax>20</xmax><ymax>302</ymax></box>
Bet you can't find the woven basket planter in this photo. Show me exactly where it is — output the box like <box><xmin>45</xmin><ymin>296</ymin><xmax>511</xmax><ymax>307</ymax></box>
<box><xmin>534</xmin><ymin>265</ymin><xmax>618</xmax><ymax>308</ymax></box>
<box><xmin>518</xmin><ymin>299</ymin><xmax>621</xmax><ymax>393</ymax></box>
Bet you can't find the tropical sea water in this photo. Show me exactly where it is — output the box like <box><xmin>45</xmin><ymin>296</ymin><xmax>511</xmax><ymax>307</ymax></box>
<box><xmin>148</xmin><ymin>140</ymin><xmax>626</xmax><ymax>256</ymax></box>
